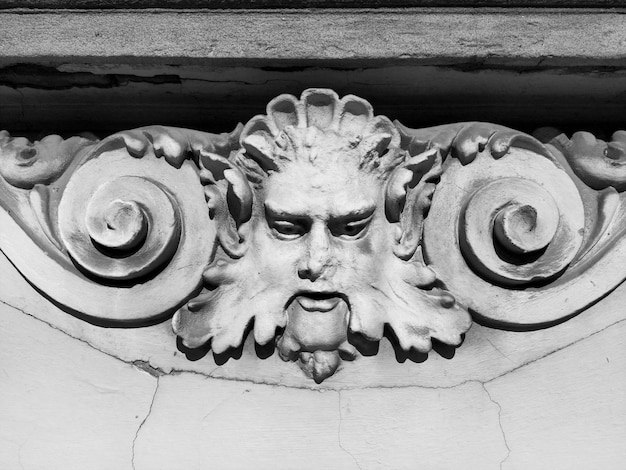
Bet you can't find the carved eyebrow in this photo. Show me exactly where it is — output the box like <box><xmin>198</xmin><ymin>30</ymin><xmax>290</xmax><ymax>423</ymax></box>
<box><xmin>264</xmin><ymin>202</ymin><xmax>309</xmax><ymax>219</ymax></box>
<box><xmin>265</xmin><ymin>202</ymin><xmax>376</xmax><ymax>220</ymax></box>
<box><xmin>330</xmin><ymin>205</ymin><xmax>376</xmax><ymax>221</ymax></box>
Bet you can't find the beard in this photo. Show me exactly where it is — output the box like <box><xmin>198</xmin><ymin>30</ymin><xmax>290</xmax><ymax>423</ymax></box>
<box><xmin>172</xmin><ymin>246</ymin><xmax>471</xmax><ymax>381</ymax></box>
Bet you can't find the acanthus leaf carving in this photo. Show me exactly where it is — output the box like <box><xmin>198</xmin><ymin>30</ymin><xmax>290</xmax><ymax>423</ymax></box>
<box><xmin>554</xmin><ymin>130</ymin><xmax>626</xmax><ymax>191</ymax></box>
<box><xmin>1</xmin><ymin>88</ymin><xmax>625</xmax><ymax>381</ymax></box>
<box><xmin>0</xmin><ymin>126</ymin><xmax>238</xmax><ymax>324</ymax></box>
<box><xmin>172</xmin><ymin>90</ymin><xmax>469</xmax><ymax>382</ymax></box>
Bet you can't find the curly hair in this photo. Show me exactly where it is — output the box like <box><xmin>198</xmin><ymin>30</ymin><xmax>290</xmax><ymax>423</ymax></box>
<box><xmin>231</xmin><ymin>89</ymin><xmax>406</xmax><ymax>186</ymax></box>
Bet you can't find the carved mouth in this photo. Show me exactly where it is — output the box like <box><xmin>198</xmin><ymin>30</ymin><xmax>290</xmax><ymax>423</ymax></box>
<box><xmin>295</xmin><ymin>292</ymin><xmax>345</xmax><ymax>312</ymax></box>
<box><xmin>282</xmin><ymin>292</ymin><xmax>351</xmax><ymax>355</ymax></box>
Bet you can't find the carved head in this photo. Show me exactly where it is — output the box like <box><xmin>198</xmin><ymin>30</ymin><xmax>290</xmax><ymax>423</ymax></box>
<box><xmin>173</xmin><ymin>89</ymin><xmax>471</xmax><ymax>382</ymax></box>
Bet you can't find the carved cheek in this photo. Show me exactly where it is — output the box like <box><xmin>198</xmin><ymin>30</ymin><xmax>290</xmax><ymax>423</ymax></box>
<box><xmin>322</xmin><ymin>238</ymin><xmax>374</xmax><ymax>287</ymax></box>
<box><xmin>255</xmin><ymin>229</ymin><xmax>309</xmax><ymax>278</ymax></box>
<box><xmin>355</xmin><ymin>222</ymin><xmax>388</xmax><ymax>261</ymax></box>
<box><xmin>355</xmin><ymin>233</ymin><xmax>374</xmax><ymax>255</ymax></box>
<box><xmin>354</xmin><ymin>239</ymin><xmax>381</xmax><ymax>279</ymax></box>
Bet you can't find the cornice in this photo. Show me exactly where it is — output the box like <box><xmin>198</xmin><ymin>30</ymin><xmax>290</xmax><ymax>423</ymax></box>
<box><xmin>0</xmin><ymin>10</ymin><xmax>625</xmax><ymax>67</ymax></box>
<box><xmin>0</xmin><ymin>1</ymin><xmax>624</xmax><ymax>8</ymax></box>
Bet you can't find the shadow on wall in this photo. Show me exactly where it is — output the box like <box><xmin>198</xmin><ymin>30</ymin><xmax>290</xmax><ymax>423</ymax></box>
<box><xmin>1</xmin><ymin>63</ymin><xmax>625</xmax><ymax>137</ymax></box>
<box><xmin>176</xmin><ymin>321</ymin><xmax>460</xmax><ymax>366</ymax></box>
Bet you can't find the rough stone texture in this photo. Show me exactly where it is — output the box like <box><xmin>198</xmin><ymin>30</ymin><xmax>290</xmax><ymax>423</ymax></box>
<box><xmin>1</xmin><ymin>1</ymin><xmax>622</xmax><ymax>8</ymax></box>
<box><xmin>0</xmin><ymin>11</ymin><xmax>624</xmax><ymax>66</ymax></box>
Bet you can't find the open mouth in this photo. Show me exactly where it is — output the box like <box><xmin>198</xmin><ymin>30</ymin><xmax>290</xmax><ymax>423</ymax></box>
<box><xmin>296</xmin><ymin>292</ymin><xmax>344</xmax><ymax>312</ymax></box>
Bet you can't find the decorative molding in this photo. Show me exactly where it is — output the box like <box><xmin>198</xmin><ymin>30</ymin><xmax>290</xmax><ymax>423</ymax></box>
<box><xmin>1</xmin><ymin>89</ymin><xmax>625</xmax><ymax>382</ymax></box>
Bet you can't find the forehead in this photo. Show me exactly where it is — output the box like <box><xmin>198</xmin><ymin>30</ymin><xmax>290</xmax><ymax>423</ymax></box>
<box><xmin>263</xmin><ymin>161</ymin><xmax>382</xmax><ymax>217</ymax></box>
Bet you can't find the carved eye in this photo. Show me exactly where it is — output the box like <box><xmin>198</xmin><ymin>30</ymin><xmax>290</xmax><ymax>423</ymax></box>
<box><xmin>270</xmin><ymin>219</ymin><xmax>309</xmax><ymax>239</ymax></box>
<box><xmin>264</xmin><ymin>205</ymin><xmax>310</xmax><ymax>240</ymax></box>
<box><xmin>331</xmin><ymin>217</ymin><xmax>371</xmax><ymax>239</ymax></box>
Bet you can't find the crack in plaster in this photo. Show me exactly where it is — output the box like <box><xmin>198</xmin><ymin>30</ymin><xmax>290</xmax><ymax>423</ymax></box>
<box><xmin>132</xmin><ymin>360</ymin><xmax>163</xmax><ymax>378</ymax></box>
<box><xmin>17</xmin><ymin>440</ymin><xmax>26</xmax><ymax>470</ymax></box>
<box><xmin>337</xmin><ymin>391</ymin><xmax>363</xmax><ymax>470</ymax></box>
<box><xmin>482</xmin><ymin>384</ymin><xmax>511</xmax><ymax>470</ymax></box>
<box><xmin>2</xmin><ymin>297</ymin><xmax>625</xmax><ymax>392</ymax></box>
<box><xmin>483</xmin><ymin>336</ymin><xmax>515</xmax><ymax>364</ymax></box>
<box><xmin>131</xmin><ymin>377</ymin><xmax>159</xmax><ymax>470</ymax></box>
<box><xmin>482</xmin><ymin>316</ymin><xmax>626</xmax><ymax>386</ymax></box>
<box><xmin>0</xmin><ymin>299</ymin><xmax>144</xmax><ymax>369</ymax></box>
<box><xmin>200</xmin><ymin>388</ymin><xmax>249</xmax><ymax>423</ymax></box>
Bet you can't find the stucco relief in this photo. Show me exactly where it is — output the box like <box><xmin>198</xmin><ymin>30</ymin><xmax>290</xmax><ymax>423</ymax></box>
<box><xmin>1</xmin><ymin>89</ymin><xmax>625</xmax><ymax>382</ymax></box>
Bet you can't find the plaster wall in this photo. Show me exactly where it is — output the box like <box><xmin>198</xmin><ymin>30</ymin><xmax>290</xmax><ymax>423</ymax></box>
<box><xmin>1</xmin><ymin>248</ymin><xmax>625</xmax><ymax>469</ymax></box>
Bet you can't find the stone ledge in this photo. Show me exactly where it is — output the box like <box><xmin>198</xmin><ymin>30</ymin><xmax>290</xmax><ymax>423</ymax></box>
<box><xmin>0</xmin><ymin>9</ymin><xmax>625</xmax><ymax>67</ymax></box>
<box><xmin>0</xmin><ymin>0</ymin><xmax>624</xmax><ymax>8</ymax></box>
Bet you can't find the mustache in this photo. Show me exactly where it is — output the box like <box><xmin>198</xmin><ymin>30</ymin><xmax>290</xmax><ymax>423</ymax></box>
<box><xmin>174</xmin><ymin>249</ymin><xmax>469</xmax><ymax>360</ymax></box>
<box><xmin>286</xmin><ymin>291</ymin><xmax>349</xmax><ymax>308</ymax></box>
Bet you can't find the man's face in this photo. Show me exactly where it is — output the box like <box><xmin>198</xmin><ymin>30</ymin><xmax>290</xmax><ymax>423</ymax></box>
<box><xmin>171</xmin><ymin>94</ymin><xmax>473</xmax><ymax>382</ymax></box>
<box><xmin>250</xmin><ymin>157</ymin><xmax>393</xmax><ymax>352</ymax></box>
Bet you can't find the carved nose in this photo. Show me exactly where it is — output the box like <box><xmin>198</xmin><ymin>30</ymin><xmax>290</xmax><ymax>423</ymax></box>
<box><xmin>298</xmin><ymin>254</ymin><xmax>326</xmax><ymax>281</ymax></box>
<box><xmin>298</xmin><ymin>226</ymin><xmax>331</xmax><ymax>282</ymax></box>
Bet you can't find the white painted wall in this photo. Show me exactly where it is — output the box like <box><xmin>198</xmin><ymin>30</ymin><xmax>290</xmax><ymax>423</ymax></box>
<box><xmin>1</xmin><ymin>251</ymin><xmax>625</xmax><ymax>469</ymax></box>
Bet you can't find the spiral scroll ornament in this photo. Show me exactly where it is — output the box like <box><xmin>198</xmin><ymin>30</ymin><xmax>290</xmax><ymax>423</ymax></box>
<box><xmin>0</xmin><ymin>131</ymin><xmax>218</xmax><ymax>323</ymax></box>
<box><xmin>423</xmin><ymin>133</ymin><xmax>588</xmax><ymax>327</ymax></box>
<box><xmin>47</xmin><ymin>143</ymin><xmax>217</xmax><ymax>322</ymax></box>
<box><xmin>1</xmin><ymin>102</ymin><xmax>625</xmax><ymax>352</ymax></box>
<box><xmin>460</xmin><ymin>177</ymin><xmax>583</xmax><ymax>286</ymax></box>
<box><xmin>59</xmin><ymin>174</ymin><xmax>180</xmax><ymax>281</ymax></box>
